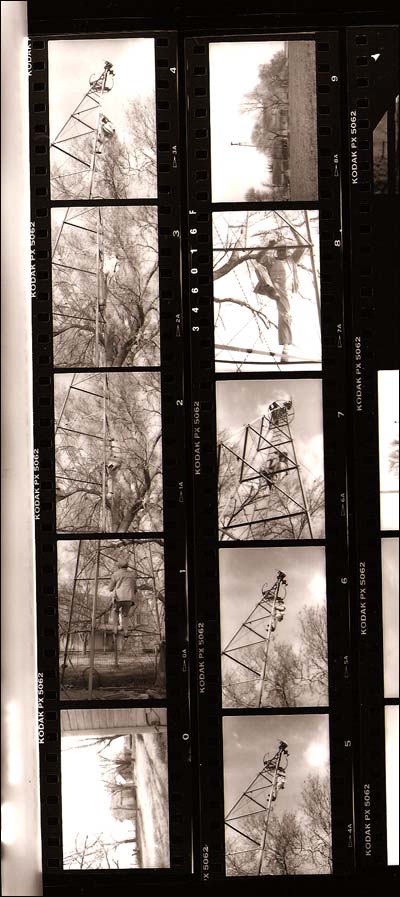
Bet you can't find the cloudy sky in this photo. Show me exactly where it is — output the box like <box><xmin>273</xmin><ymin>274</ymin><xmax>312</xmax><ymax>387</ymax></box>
<box><xmin>209</xmin><ymin>41</ymin><xmax>286</xmax><ymax>201</ymax></box>
<box><xmin>385</xmin><ymin>705</ymin><xmax>399</xmax><ymax>865</ymax></box>
<box><xmin>378</xmin><ymin>370</ymin><xmax>399</xmax><ymax>531</ymax></box>
<box><xmin>216</xmin><ymin>377</ymin><xmax>325</xmax><ymax>485</ymax></box>
<box><xmin>219</xmin><ymin>544</ymin><xmax>326</xmax><ymax>654</ymax></box>
<box><xmin>61</xmin><ymin>730</ymin><xmax>136</xmax><ymax>868</ymax></box>
<box><xmin>381</xmin><ymin>538</ymin><xmax>399</xmax><ymax>699</ymax></box>
<box><xmin>223</xmin><ymin>713</ymin><xmax>330</xmax><ymax>816</ymax></box>
<box><xmin>48</xmin><ymin>38</ymin><xmax>155</xmax><ymax>146</ymax></box>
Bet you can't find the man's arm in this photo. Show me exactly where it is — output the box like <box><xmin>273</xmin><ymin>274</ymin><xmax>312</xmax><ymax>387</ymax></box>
<box><xmin>108</xmin><ymin>571</ymin><xmax>117</xmax><ymax>592</ymax></box>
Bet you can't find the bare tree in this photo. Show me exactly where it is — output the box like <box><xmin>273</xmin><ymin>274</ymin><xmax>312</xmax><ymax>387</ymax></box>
<box><xmin>52</xmin><ymin>205</ymin><xmax>159</xmax><ymax>367</ymax></box>
<box><xmin>389</xmin><ymin>437</ymin><xmax>399</xmax><ymax>477</ymax></box>
<box><xmin>298</xmin><ymin>604</ymin><xmax>329</xmax><ymax>702</ymax></box>
<box><xmin>51</xmin><ymin>96</ymin><xmax>157</xmax><ymax>200</ymax></box>
<box><xmin>55</xmin><ymin>373</ymin><xmax>163</xmax><ymax>533</ymax></box>
<box><xmin>218</xmin><ymin>438</ymin><xmax>325</xmax><ymax>541</ymax></box>
<box><xmin>225</xmin><ymin>772</ymin><xmax>332</xmax><ymax>877</ymax></box>
<box><xmin>266</xmin><ymin>812</ymin><xmax>305</xmax><ymax>875</ymax></box>
<box><xmin>64</xmin><ymin>831</ymin><xmax>139</xmax><ymax>870</ymax></box>
<box><xmin>300</xmin><ymin>773</ymin><xmax>333</xmax><ymax>873</ymax></box>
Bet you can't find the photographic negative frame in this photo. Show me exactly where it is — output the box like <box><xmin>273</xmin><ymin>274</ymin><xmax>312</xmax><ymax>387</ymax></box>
<box><xmin>29</xmin><ymin>29</ymin><xmax>192</xmax><ymax>882</ymax></box>
<box><xmin>25</xmin><ymin>8</ymin><xmax>400</xmax><ymax>895</ymax></box>
<box><xmin>346</xmin><ymin>25</ymin><xmax>399</xmax><ymax>872</ymax></box>
<box><xmin>186</xmin><ymin>29</ymin><xmax>356</xmax><ymax>880</ymax></box>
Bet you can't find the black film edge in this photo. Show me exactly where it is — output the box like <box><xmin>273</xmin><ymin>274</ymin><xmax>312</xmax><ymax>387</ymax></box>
<box><xmin>29</xmin><ymin>31</ymin><xmax>192</xmax><ymax>884</ymax></box>
<box><xmin>186</xmin><ymin>29</ymin><xmax>355</xmax><ymax>882</ymax></box>
<box><xmin>346</xmin><ymin>24</ymin><xmax>399</xmax><ymax>871</ymax></box>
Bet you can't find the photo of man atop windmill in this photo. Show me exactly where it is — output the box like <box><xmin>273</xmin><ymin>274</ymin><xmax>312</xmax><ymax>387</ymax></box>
<box><xmin>48</xmin><ymin>38</ymin><xmax>157</xmax><ymax>199</ymax></box>
<box><xmin>213</xmin><ymin>210</ymin><xmax>321</xmax><ymax>372</ymax></box>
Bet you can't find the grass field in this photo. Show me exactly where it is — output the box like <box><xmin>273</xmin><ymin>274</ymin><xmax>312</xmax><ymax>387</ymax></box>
<box><xmin>288</xmin><ymin>41</ymin><xmax>318</xmax><ymax>199</ymax></box>
<box><xmin>136</xmin><ymin>729</ymin><xmax>170</xmax><ymax>868</ymax></box>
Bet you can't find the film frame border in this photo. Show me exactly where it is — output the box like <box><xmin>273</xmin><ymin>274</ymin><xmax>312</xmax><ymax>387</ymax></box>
<box><xmin>185</xmin><ymin>30</ymin><xmax>355</xmax><ymax>879</ymax></box>
<box><xmin>29</xmin><ymin>31</ymin><xmax>193</xmax><ymax>879</ymax></box>
<box><xmin>346</xmin><ymin>25</ymin><xmax>400</xmax><ymax>870</ymax></box>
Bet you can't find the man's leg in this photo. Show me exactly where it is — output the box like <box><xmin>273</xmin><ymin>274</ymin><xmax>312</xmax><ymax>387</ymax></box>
<box><xmin>112</xmin><ymin>602</ymin><xmax>119</xmax><ymax>636</ymax></box>
<box><xmin>276</xmin><ymin>293</ymin><xmax>292</xmax><ymax>361</ymax></box>
<box><xmin>121</xmin><ymin>602</ymin><xmax>130</xmax><ymax>638</ymax></box>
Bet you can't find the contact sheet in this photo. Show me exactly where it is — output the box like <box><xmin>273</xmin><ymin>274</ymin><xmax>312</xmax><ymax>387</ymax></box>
<box><xmin>25</xmin><ymin>5</ymin><xmax>399</xmax><ymax>895</ymax></box>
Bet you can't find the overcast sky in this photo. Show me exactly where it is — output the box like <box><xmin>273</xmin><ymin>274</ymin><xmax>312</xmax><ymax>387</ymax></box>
<box><xmin>378</xmin><ymin>370</ymin><xmax>399</xmax><ymax>531</ymax></box>
<box><xmin>209</xmin><ymin>41</ymin><xmax>285</xmax><ymax>201</ymax></box>
<box><xmin>48</xmin><ymin>38</ymin><xmax>155</xmax><ymax>145</ymax></box>
<box><xmin>381</xmin><ymin>538</ymin><xmax>399</xmax><ymax>699</ymax></box>
<box><xmin>62</xmin><ymin>729</ymin><xmax>136</xmax><ymax>868</ymax></box>
<box><xmin>385</xmin><ymin>705</ymin><xmax>399</xmax><ymax>865</ymax></box>
<box><xmin>212</xmin><ymin>211</ymin><xmax>321</xmax><ymax>371</ymax></box>
<box><xmin>219</xmin><ymin>545</ymin><xmax>326</xmax><ymax>654</ymax></box>
<box><xmin>223</xmin><ymin>713</ymin><xmax>330</xmax><ymax>816</ymax></box>
<box><xmin>216</xmin><ymin>377</ymin><xmax>324</xmax><ymax>485</ymax></box>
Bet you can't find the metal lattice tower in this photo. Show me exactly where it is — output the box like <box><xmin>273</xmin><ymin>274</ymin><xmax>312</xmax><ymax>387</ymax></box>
<box><xmin>60</xmin><ymin>540</ymin><xmax>164</xmax><ymax>699</ymax></box>
<box><xmin>222</xmin><ymin>571</ymin><xmax>288</xmax><ymax>708</ymax></box>
<box><xmin>225</xmin><ymin>740</ymin><xmax>290</xmax><ymax>876</ymax></box>
<box><xmin>218</xmin><ymin>400</ymin><xmax>313</xmax><ymax>540</ymax></box>
<box><xmin>55</xmin><ymin>372</ymin><xmax>110</xmax><ymax>532</ymax></box>
<box><xmin>52</xmin><ymin>204</ymin><xmax>112</xmax><ymax>367</ymax></box>
<box><xmin>50</xmin><ymin>60</ymin><xmax>115</xmax><ymax>198</ymax></box>
<box><xmin>213</xmin><ymin>210</ymin><xmax>321</xmax><ymax>370</ymax></box>
<box><xmin>51</xmin><ymin>62</ymin><xmax>118</xmax><ymax>364</ymax></box>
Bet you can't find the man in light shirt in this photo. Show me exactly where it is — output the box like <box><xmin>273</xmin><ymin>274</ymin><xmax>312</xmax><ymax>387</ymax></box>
<box><xmin>108</xmin><ymin>554</ymin><xmax>138</xmax><ymax>638</ymax></box>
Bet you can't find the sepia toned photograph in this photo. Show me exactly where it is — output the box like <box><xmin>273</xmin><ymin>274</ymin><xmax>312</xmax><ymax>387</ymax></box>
<box><xmin>381</xmin><ymin>538</ymin><xmax>399</xmax><ymax>699</ymax></box>
<box><xmin>54</xmin><ymin>371</ymin><xmax>162</xmax><ymax>533</ymax></box>
<box><xmin>210</xmin><ymin>40</ymin><xmax>318</xmax><ymax>202</ymax></box>
<box><xmin>51</xmin><ymin>206</ymin><xmax>160</xmax><ymax>368</ymax></box>
<box><xmin>61</xmin><ymin>708</ymin><xmax>170</xmax><ymax>869</ymax></box>
<box><xmin>385</xmin><ymin>705</ymin><xmax>399</xmax><ymax>866</ymax></box>
<box><xmin>217</xmin><ymin>378</ymin><xmax>325</xmax><ymax>541</ymax></box>
<box><xmin>378</xmin><ymin>370</ymin><xmax>399</xmax><ymax>531</ymax></box>
<box><xmin>220</xmin><ymin>545</ymin><xmax>328</xmax><ymax>708</ymax></box>
<box><xmin>373</xmin><ymin>96</ymin><xmax>399</xmax><ymax>194</ymax></box>
<box><xmin>212</xmin><ymin>210</ymin><xmax>321</xmax><ymax>371</ymax></box>
<box><xmin>223</xmin><ymin>713</ymin><xmax>332</xmax><ymax>876</ymax></box>
<box><xmin>48</xmin><ymin>38</ymin><xmax>157</xmax><ymax>199</ymax></box>
<box><xmin>58</xmin><ymin>539</ymin><xmax>165</xmax><ymax>701</ymax></box>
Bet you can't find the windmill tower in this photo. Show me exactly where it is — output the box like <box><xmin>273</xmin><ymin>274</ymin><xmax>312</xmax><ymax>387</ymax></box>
<box><xmin>59</xmin><ymin>540</ymin><xmax>164</xmax><ymax>699</ymax></box>
<box><xmin>50</xmin><ymin>60</ymin><xmax>116</xmax><ymax>199</ymax></box>
<box><xmin>55</xmin><ymin>372</ymin><xmax>111</xmax><ymax>532</ymax></box>
<box><xmin>225</xmin><ymin>740</ymin><xmax>290</xmax><ymax>876</ymax></box>
<box><xmin>221</xmin><ymin>570</ymin><xmax>288</xmax><ymax>708</ymax></box>
<box><xmin>218</xmin><ymin>398</ymin><xmax>313</xmax><ymax>540</ymax></box>
<box><xmin>51</xmin><ymin>62</ymin><xmax>118</xmax><ymax>365</ymax></box>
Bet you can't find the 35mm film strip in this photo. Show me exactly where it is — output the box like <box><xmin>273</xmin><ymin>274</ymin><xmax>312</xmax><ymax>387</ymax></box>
<box><xmin>26</xmin><ymin>13</ymin><xmax>399</xmax><ymax>895</ymax></box>
<box><xmin>29</xmin><ymin>31</ymin><xmax>192</xmax><ymax>886</ymax></box>
<box><xmin>186</xmin><ymin>30</ymin><xmax>355</xmax><ymax>882</ymax></box>
<box><xmin>346</xmin><ymin>25</ymin><xmax>399</xmax><ymax>871</ymax></box>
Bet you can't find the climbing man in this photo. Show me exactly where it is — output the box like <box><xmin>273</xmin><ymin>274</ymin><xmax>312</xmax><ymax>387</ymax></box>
<box><xmin>267</xmin><ymin>397</ymin><xmax>293</xmax><ymax>427</ymax></box>
<box><xmin>108</xmin><ymin>553</ymin><xmax>138</xmax><ymax>639</ymax></box>
<box><xmin>252</xmin><ymin>236</ymin><xmax>308</xmax><ymax>363</ymax></box>
<box><xmin>260</xmin><ymin>450</ymin><xmax>290</xmax><ymax>490</ymax></box>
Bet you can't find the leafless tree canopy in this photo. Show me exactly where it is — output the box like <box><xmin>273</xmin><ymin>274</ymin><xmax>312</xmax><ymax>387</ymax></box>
<box><xmin>55</xmin><ymin>373</ymin><xmax>162</xmax><ymax>533</ymax></box>
<box><xmin>223</xmin><ymin>602</ymin><xmax>329</xmax><ymax>708</ymax></box>
<box><xmin>52</xmin><ymin>206</ymin><xmax>159</xmax><ymax>367</ymax></box>
<box><xmin>389</xmin><ymin>437</ymin><xmax>399</xmax><ymax>477</ymax></box>
<box><xmin>218</xmin><ymin>434</ymin><xmax>325</xmax><ymax>541</ymax></box>
<box><xmin>58</xmin><ymin>539</ymin><xmax>165</xmax><ymax>644</ymax></box>
<box><xmin>226</xmin><ymin>772</ymin><xmax>332</xmax><ymax>876</ymax></box>
<box><xmin>51</xmin><ymin>96</ymin><xmax>157</xmax><ymax>200</ymax></box>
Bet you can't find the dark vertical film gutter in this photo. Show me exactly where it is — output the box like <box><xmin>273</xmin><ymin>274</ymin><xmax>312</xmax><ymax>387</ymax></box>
<box><xmin>29</xmin><ymin>35</ymin><xmax>64</xmax><ymax>874</ymax></box>
<box><xmin>315</xmin><ymin>31</ymin><xmax>356</xmax><ymax>875</ymax></box>
<box><xmin>345</xmin><ymin>25</ymin><xmax>399</xmax><ymax>870</ymax></box>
